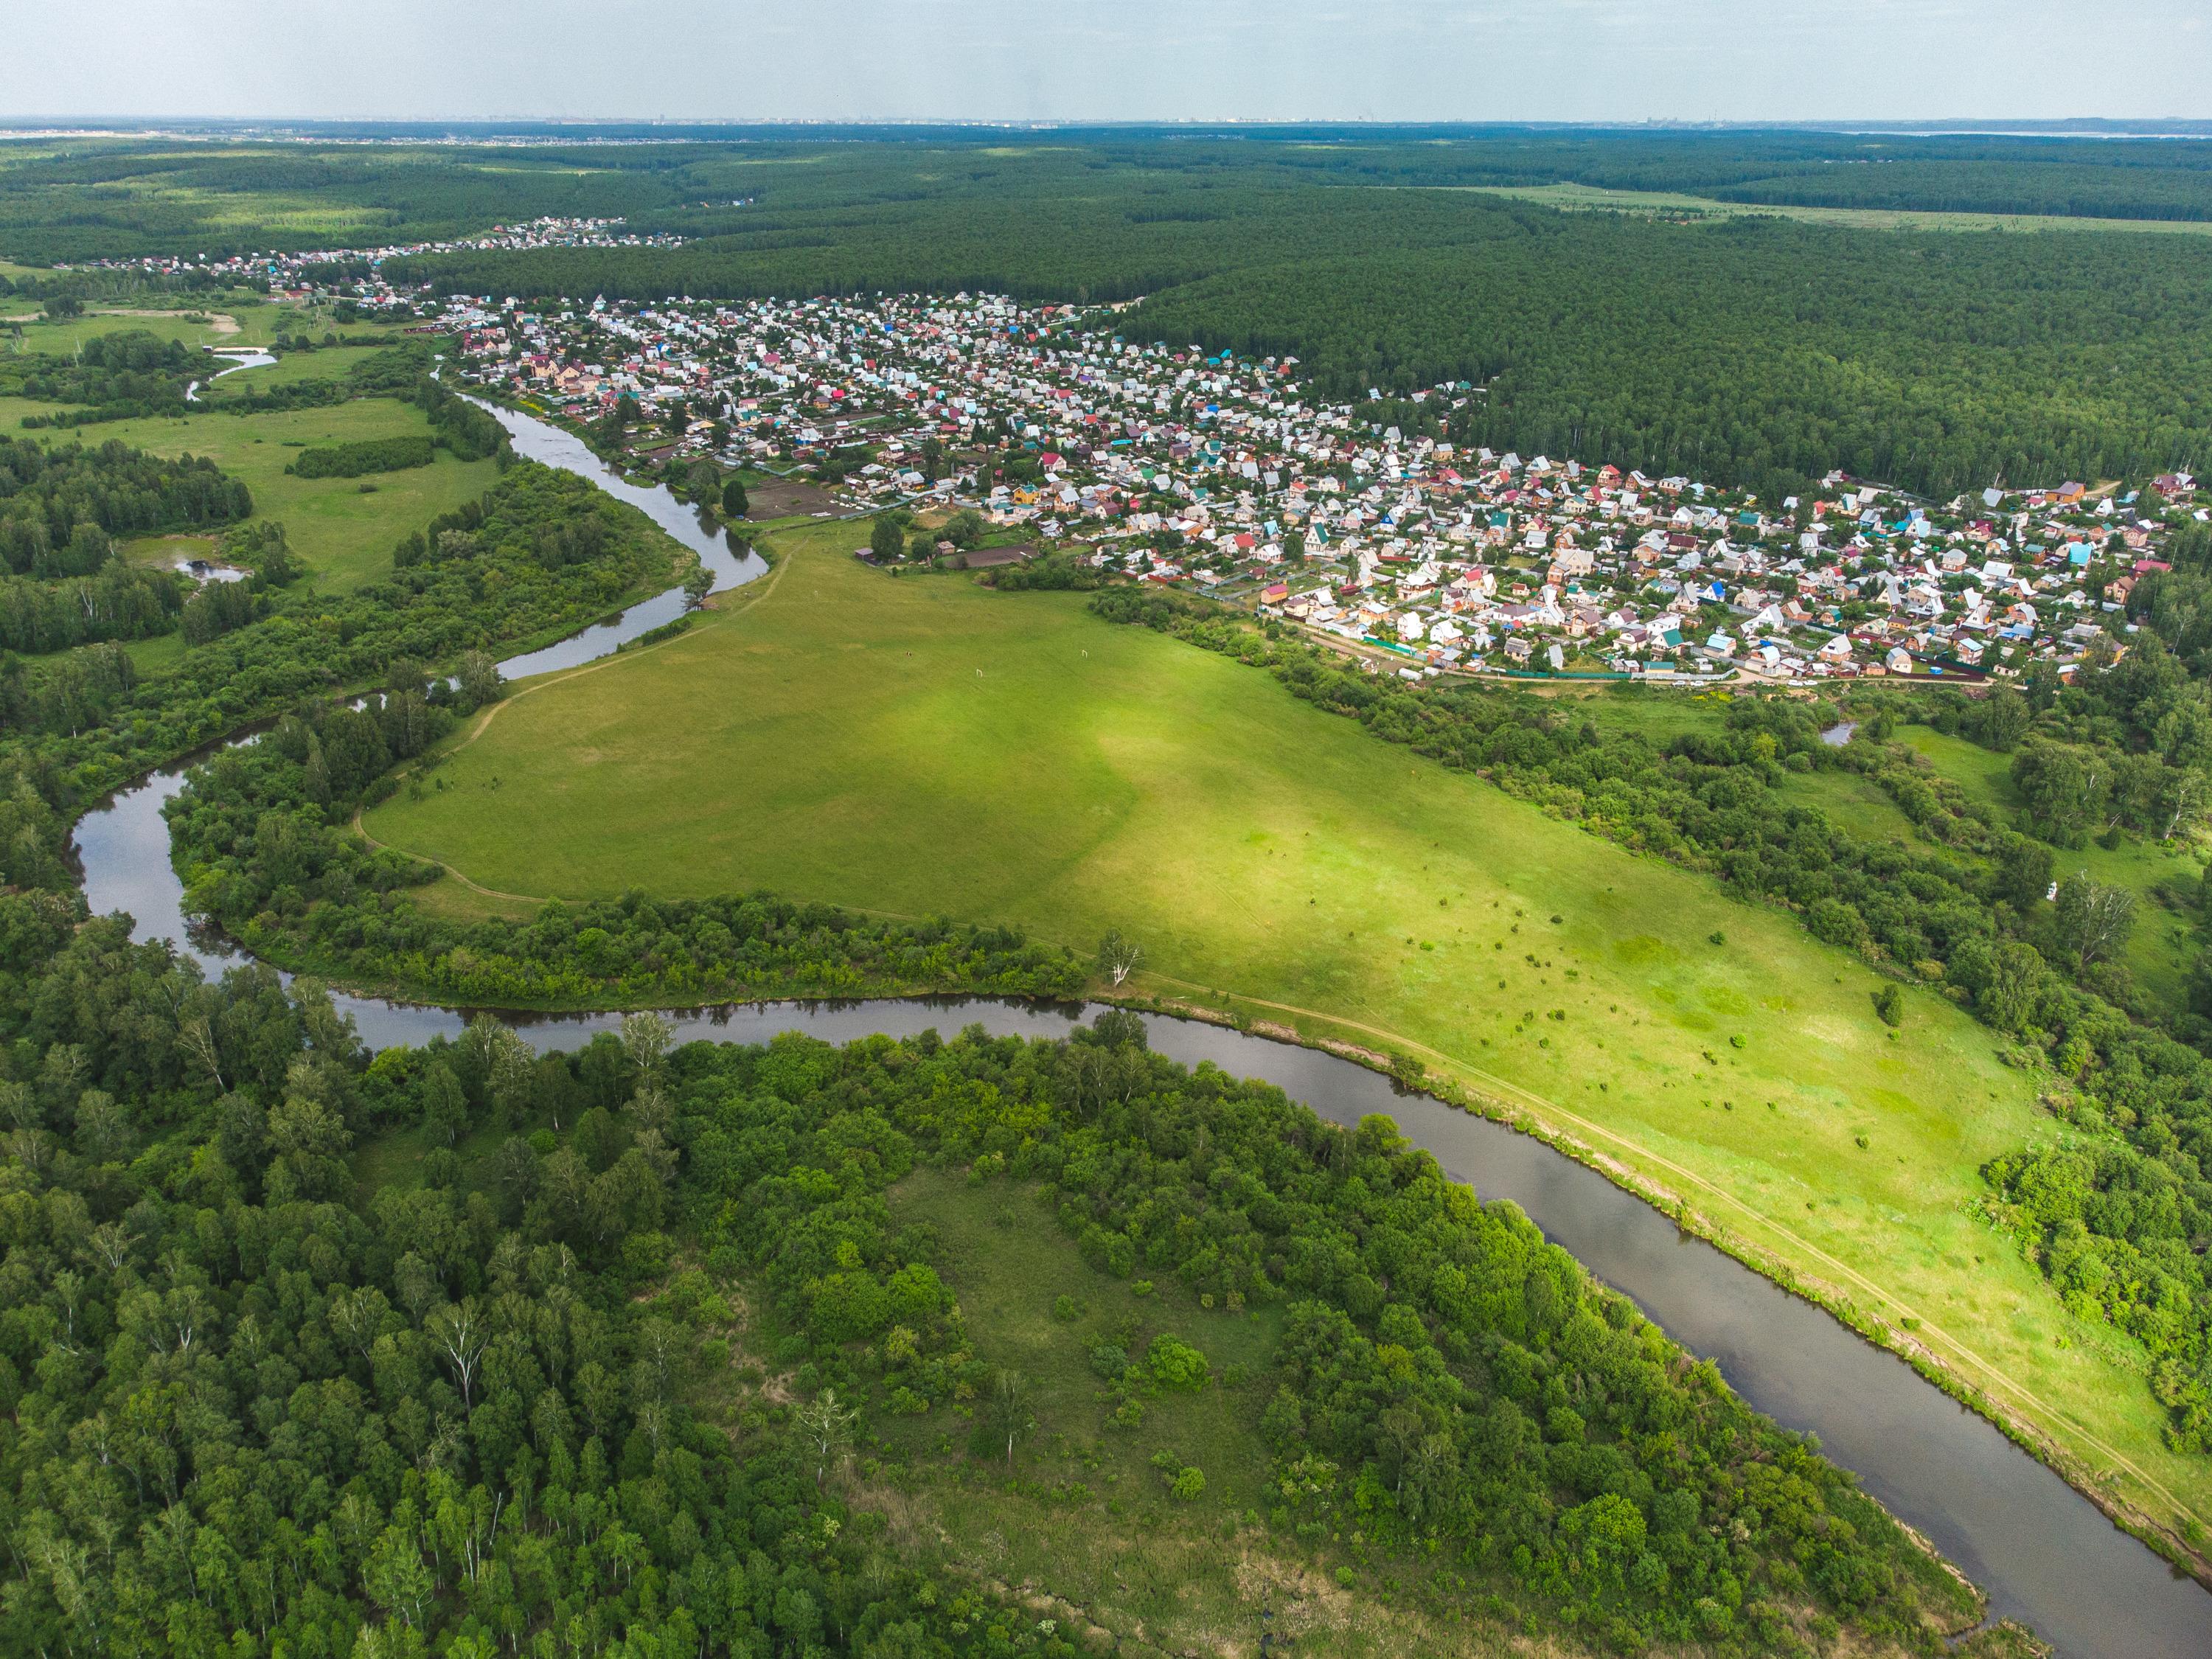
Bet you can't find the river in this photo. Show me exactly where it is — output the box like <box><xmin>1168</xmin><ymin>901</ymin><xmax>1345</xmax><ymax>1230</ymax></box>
<box><xmin>66</xmin><ymin>399</ymin><xmax>2212</xmax><ymax>1658</ymax></box>
<box><xmin>182</xmin><ymin>347</ymin><xmax>277</xmax><ymax>403</ymax></box>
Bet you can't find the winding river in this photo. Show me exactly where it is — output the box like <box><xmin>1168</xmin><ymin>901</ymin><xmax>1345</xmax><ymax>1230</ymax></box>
<box><xmin>68</xmin><ymin>401</ymin><xmax>2212</xmax><ymax>1658</ymax></box>
<box><xmin>182</xmin><ymin>347</ymin><xmax>278</xmax><ymax>403</ymax></box>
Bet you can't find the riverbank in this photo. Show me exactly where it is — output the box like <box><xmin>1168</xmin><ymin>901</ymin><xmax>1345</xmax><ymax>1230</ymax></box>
<box><xmin>66</xmin><ymin>395</ymin><xmax>2212</xmax><ymax>1658</ymax></box>
<box><xmin>1115</xmin><ymin>983</ymin><xmax>2212</xmax><ymax>1594</ymax></box>
<box><xmin>349</xmin><ymin>517</ymin><xmax>2212</xmax><ymax>1569</ymax></box>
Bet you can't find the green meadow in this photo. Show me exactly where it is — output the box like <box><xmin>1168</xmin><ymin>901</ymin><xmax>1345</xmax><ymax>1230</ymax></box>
<box><xmin>361</xmin><ymin>522</ymin><xmax>2212</xmax><ymax>1542</ymax></box>
<box><xmin>10</xmin><ymin>397</ymin><xmax>498</xmax><ymax>591</ymax></box>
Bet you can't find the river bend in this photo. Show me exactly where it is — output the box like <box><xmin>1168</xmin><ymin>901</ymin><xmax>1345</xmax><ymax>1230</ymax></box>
<box><xmin>66</xmin><ymin>399</ymin><xmax>2212</xmax><ymax>1658</ymax></box>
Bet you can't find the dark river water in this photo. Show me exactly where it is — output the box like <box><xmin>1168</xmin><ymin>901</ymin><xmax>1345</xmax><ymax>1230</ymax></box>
<box><xmin>64</xmin><ymin>400</ymin><xmax>2212</xmax><ymax>1658</ymax></box>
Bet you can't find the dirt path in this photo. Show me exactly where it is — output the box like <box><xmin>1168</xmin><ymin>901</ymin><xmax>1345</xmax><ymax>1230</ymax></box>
<box><xmin>91</xmin><ymin>306</ymin><xmax>242</xmax><ymax>335</ymax></box>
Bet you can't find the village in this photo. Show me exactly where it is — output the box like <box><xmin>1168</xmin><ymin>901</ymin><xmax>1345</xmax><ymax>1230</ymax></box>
<box><xmin>274</xmin><ymin>250</ymin><xmax>2208</xmax><ymax>685</ymax></box>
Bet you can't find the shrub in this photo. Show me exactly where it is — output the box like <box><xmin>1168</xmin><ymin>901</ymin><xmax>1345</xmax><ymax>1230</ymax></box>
<box><xmin>289</xmin><ymin>435</ymin><xmax>435</xmax><ymax>478</ymax></box>
<box><xmin>1147</xmin><ymin>1334</ymin><xmax>1210</xmax><ymax>1390</ymax></box>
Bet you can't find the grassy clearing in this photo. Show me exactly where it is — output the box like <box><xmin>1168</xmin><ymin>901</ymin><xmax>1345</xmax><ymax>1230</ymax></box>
<box><xmin>1</xmin><ymin>309</ymin><xmax>241</xmax><ymax>355</ymax></box>
<box><xmin>360</xmin><ymin>521</ymin><xmax>2212</xmax><ymax>1539</ymax></box>
<box><xmin>1897</xmin><ymin>726</ymin><xmax>2207</xmax><ymax>1009</ymax></box>
<box><xmin>852</xmin><ymin>1169</ymin><xmax>1596</xmax><ymax>1657</ymax></box>
<box><xmin>0</xmin><ymin>298</ymin><xmax>392</xmax><ymax>355</ymax></box>
<box><xmin>1450</xmin><ymin>181</ymin><xmax>2212</xmax><ymax>237</ymax></box>
<box><xmin>200</xmin><ymin>344</ymin><xmax>387</xmax><ymax>397</ymax></box>
<box><xmin>21</xmin><ymin>399</ymin><xmax>499</xmax><ymax>591</ymax></box>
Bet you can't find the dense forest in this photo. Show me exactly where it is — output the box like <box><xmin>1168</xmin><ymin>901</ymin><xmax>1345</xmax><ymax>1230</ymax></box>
<box><xmin>12</xmin><ymin>130</ymin><xmax>2212</xmax><ymax>267</ymax></box>
<box><xmin>0</xmin><ymin>411</ymin><xmax>1995</xmax><ymax>1648</ymax></box>
<box><xmin>10</xmin><ymin>141</ymin><xmax>2212</xmax><ymax>499</ymax></box>
<box><xmin>386</xmin><ymin>174</ymin><xmax>2212</xmax><ymax>504</ymax></box>
<box><xmin>0</xmin><ymin>433</ymin><xmax>252</xmax><ymax>653</ymax></box>
<box><xmin>1088</xmin><ymin>588</ymin><xmax>2212</xmax><ymax>1458</ymax></box>
<box><xmin>0</xmin><ymin>908</ymin><xmax>1090</xmax><ymax>1659</ymax></box>
<box><xmin>1</xmin><ymin>328</ymin><xmax>200</xmax><ymax>422</ymax></box>
<box><xmin>0</xmin><ymin>433</ymin><xmax>253</xmax><ymax>566</ymax></box>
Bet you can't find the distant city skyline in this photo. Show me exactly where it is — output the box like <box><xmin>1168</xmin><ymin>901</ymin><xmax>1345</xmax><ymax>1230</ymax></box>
<box><xmin>4</xmin><ymin>0</ymin><xmax>2209</xmax><ymax>125</ymax></box>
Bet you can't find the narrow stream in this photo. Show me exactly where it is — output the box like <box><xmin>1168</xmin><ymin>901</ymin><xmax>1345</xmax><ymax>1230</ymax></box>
<box><xmin>65</xmin><ymin>400</ymin><xmax>2212</xmax><ymax>1658</ymax></box>
<box><xmin>182</xmin><ymin>347</ymin><xmax>277</xmax><ymax>403</ymax></box>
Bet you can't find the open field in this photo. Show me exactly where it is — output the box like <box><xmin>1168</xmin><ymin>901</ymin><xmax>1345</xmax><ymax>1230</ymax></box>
<box><xmin>1</xmin><ymin>308</ymin><xmax>244</xmax><ymax>355</ymax></box>
<box><xmin>12</xmin><ymin>398</ymin><xmax>498</xmax><ymax>591</ymax></box>
<box><xmin>0</xmin><ymin>298</ymin><xmax>393</xmax><ymax>355</ymax></box>
<box><xmin>361</xmin><ymin>521</ymin><xmax>2212</xmax><ymax>1543</ymax></box>
<box><xmin>1451</xmin><ymin>181</ymin><xmax>2212</xmax><ymax>236</ymax></box>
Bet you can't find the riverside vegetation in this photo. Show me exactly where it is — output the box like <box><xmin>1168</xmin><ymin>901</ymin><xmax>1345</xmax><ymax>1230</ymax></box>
<box><xmin>10</xmin><ymin>127</ymin><xmax>2212</xmax><ymax>1646</ymax></box>
<box><xmin>1092</xmin><ymin>585</ymin><xmax>2212</xmax><ymax>1467</ymax></box>
<box><xmin>0</xmin><ymin>446</ymin><xmax>2015</xmax><ymax>1659</ymax></box>
<box><xmin>353</xmin><ymin>521</ymin><xmax>2212</xmax><ymax>1564</ymax></box>
<box><xmin>0</xmin><ymin>905</ymin><xmax>2005</xmax><ymax>1655</ymax></box>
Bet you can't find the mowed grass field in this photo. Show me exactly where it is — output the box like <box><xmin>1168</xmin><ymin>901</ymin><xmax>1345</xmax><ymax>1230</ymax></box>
<box><xmin>361</xmin><ymin>521</ymin><xmax>2212</xmax><ymax>1540</ymax></box>
<box><xmin>1</xmin><ymin>397</ymin><xmax>499</xmax><ymax>591</ymax></box>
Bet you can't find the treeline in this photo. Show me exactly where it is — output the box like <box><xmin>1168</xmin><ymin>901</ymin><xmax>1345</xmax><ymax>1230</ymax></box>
<box><xmin>1133</xmin><ymin>218</ymin><xmax>2212</xmax><ymax>504</ymax></box>
<box><xmin>1089</xmin><ymin>590</ymin><xmax>2212</xmax><ymax>1454</ymax></box>
<box><xmin>0</xmin><ymin>434</ymin><xmax>253</xmax><ymax>652</ymax></box>
<box><xmin>1840</xmin><ymin>637</ymin><xmax>2212</xmax><ymax>1455</ymax></box>
<box><xmin>693</xmin><ymin>1012</ymin><xmax>1974</xmax><ymax>1647</ymax></box>
<box><xmin>0</xmin><ymin>852</ymin><xmax>1988</xmax><ymax>1658</ymax></box>
<box><xmin>160</xmin><ymin>681</ymin><xmax>1082</xmax><ymax>1007</ymax></box>
<box><xmin>0</xmin><ymin>558</ymin><xmax>181</xmax><ymax>655</ymax></box>
<box><xmin>290</xmin><ymin>434</ymin><xmax>434</xmax><ymax>477</ymax></box>
<box><xmin>414</xmin><ymin>371</ymin><xmax>508</xmax><ymax>460</ymax></box>
<box><xmin>15</xmin><ymin>131</ymin><xmax>2212</xmax><ymax>268</ymax></box>
<box><xmin>0</xmin><ymin>433</ymin><xmax>252</xmax><ymax>571</ymax></box>
<box><xmin>171</xmin><ymin>698</ymin><xmax>1088</xmax><ymax>1005</ymax></box>
<box><xmin>3</xmin><ymin>328</ymin><xmax>198</xmax><ymax>423</ymax></box>
<box><xmin>389</xmin><ymin>175</ymin><xmax>2212</xmax><ymax>503</ymax></box>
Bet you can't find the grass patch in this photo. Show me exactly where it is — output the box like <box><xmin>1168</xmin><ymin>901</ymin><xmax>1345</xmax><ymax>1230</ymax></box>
<box><xmin>858</xmin><ymin>1171</ymin><xmax>1565</xmax><ymax>1657</ymax></box>
<box><xmin>21</xmin><ymin>399</ymin><xmax>499</xmax><ymax>592</ymax></box>
<box><xmin>1773</xmin><ymin>767</ymin><xmax>1919</xmax><ymax>843</ymax></box>
<box><xmin>886</xmin><ymin>1169</ymin><xmax>1280</xmax><ymax>1510</ymax></box>
<box><xmin>200</xmin><ymin>344</ymin><xmax>387</xmax><ymax>397</ymax></box>
<box><xmin>0</xmin><ymin>309</ymin><xmax>248</xmax><ymax>355</ymax></box>
<box><xmin>1898</xmin><ymin>724</ymin><xmax>2207</xmax><ymax>1009</ymax></box>
<box><xmin>359</xmin><ymin>521</ymin><xmax>2212</xmax><ymax>1537</ymax></box>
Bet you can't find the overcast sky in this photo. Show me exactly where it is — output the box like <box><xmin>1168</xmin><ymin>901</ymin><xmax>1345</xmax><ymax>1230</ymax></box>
<box><xmin>4</xmin><ymin>0</ymin><xmax>2208</xmax><ymax>125</ymax></box>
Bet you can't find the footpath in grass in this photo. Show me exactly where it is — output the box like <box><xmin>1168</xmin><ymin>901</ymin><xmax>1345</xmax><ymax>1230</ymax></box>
<box><xmin>361</xmin><ymin>521</ymin><xmax>2212</xmax><ymax>1540</ymax></box>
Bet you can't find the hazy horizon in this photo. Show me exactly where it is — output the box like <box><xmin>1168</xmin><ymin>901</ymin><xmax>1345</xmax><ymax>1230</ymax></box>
<box><xmin>3</xmin><ymin>1</ymin><xmax>2209</xmax><ymax>126</ymax></box>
